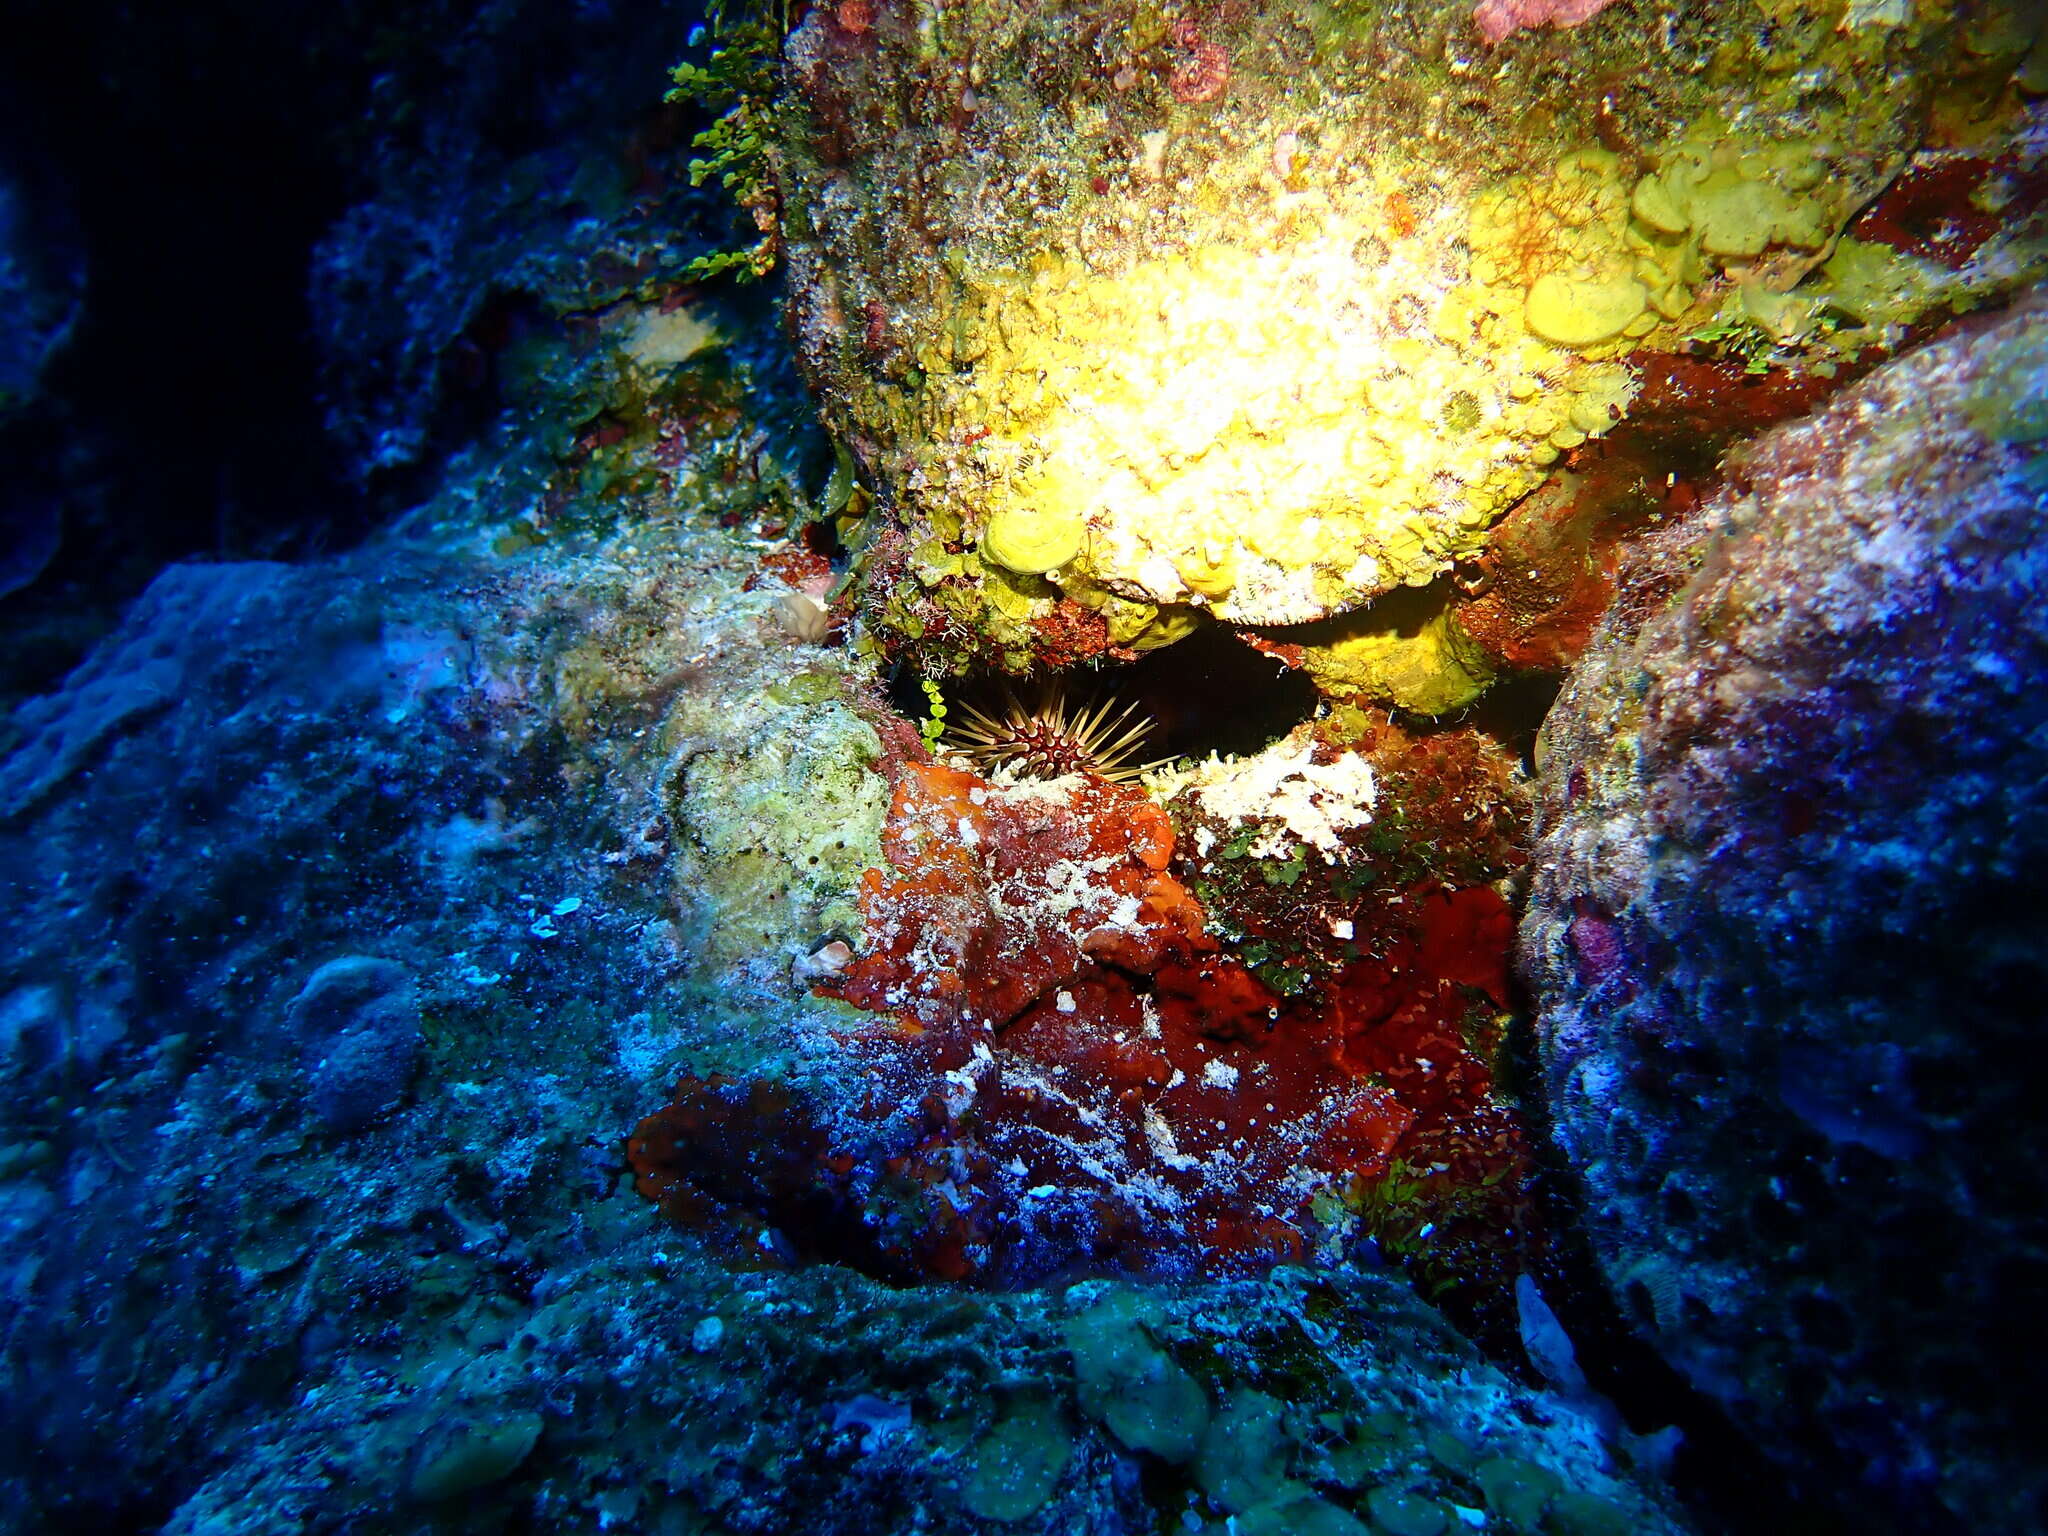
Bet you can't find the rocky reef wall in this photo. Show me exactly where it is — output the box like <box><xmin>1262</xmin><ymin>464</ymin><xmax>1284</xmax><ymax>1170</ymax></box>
<box><xmin>1</xmin><ymin>2</ymin><xmax>2045</xmax><ymax>1533</ymax></box>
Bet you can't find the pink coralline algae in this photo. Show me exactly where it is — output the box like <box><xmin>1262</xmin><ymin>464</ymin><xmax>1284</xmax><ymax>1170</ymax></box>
<box><xmin>1474</xmin><ymin>0</ymin><xmax>1620</xmax><ymax>45</ymax></box>
<box><xmin>1167</xmin><ymin>18</ymin><xmax>1230</xmax><ymax>103</ymax></box>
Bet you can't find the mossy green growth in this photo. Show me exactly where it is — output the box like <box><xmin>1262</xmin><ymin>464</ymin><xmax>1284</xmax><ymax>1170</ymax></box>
<box><xmin>665</xmin><ymin>0</ymin><xmax>787</xmax><ymax>282</ymax></box>
<box><xmin>665</xmin><ymin>678</ymin><xmax>887</xmax><ymax>973</ymax></box>
<box><xmin>1525</xmin><ymin>273</ymin><xmax>1650</xmax><ymax>349</ymax></box>
<box><xmin>2022</xmin><ymin>17</ymin><xmax>2048</xmax><ymax>92</ymax></box>
<box><xmin>866</xmin><ymin>546</ymin><xmax>1204</xmax><ymax>676</ymax></box>
<box><xmin>1965</xmin><ymin>325</ymin><xmax>2048</xmax><ymax>446</ymax></box>
<box><xmin>1105</xmin><ymin>595</ymin><xmax>1203</xmax><ymax>652</ymax></box>
<box><xmin>1636</xmin><ymin>135</ymin><xmax>1834</xmax><ymax>262</ymax></box>
<box><xmin>1424</xmin><ymin>1427</ymin><xmax>1477</xmax><ymax>1474</ymax></box>
<box><xmin>1548</xmin><ymin>1489</ymin><xmax>1635</xmax><ymax>1536</ymax></box>
<box><xmin>1960</xmin><ymin>301</ymin><xmax>2048</xmax><ymax>494</ymax></box>
<box><xmin>1365</xmin><ymin>1486</ymin><xmax>1450</xmax><ymax>1536</ymax></box>
<box><xmin>1466</xmin><ymin>146</ymin><xmax>1648</xmax><ymax>352</ymax></box>
<box><xmin>961</xmin><ymin>1398</ymin><xmax>1073</xmax><ymax>1523</ymax></box>
<box><xmin>1064</xmin><ymin>1289</ymin><xmax>1210</xmax><ymax>1465</ymax></box>
<box><xmin>983</xmin><ymin>504</ymin><xmax>1086</xmax><ymax>575</ymax></box>
<box><xmin>513</xmin><ymin>316</ymin><xmax>812</xmax><ymax>546</ymax></box>
<box><xmin>1468</xmin><ymin>131</ymin><xmax>1858</xmax><ymax>360</ymax></box>
<box><xmin>1235</xmin><ymin>1494</ymin><xmax>1372</xmax><ymax>1536</ymax></box>
<box><xmin>408</xmin><ymin>1413</ymin><xmax>543</xmax><ymax>1502</ymax></box>
<box><xmin>1195</xmin><ymin>1389</ymin><xmax>1296</xmax><ymax>1514</ymax></box>
<box><xmin>764</xmin><ymin>669</ymin><xmax>842</xmax><ymax>706</ymax></box>
<box><xmin>1475</xmin><ymin>1455</ymin><xmax>1561</xmax><ymax>1530</ymax></box>
<box><xmin>1816</xmin><ymin>236</ymin><xmax>1953</xmax><ymax>328</ymax></box>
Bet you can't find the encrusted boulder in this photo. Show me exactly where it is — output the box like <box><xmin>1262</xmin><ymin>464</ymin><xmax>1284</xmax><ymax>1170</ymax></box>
<box><xmin>1522</xmin><ymin>290</ymin><xmax>2048</xmax><ymax>1530</ymax></box>
<box><xmin>765</xmin><ymin>0</ymin><xmax>2039</xmax><ymax>670</ymax></box>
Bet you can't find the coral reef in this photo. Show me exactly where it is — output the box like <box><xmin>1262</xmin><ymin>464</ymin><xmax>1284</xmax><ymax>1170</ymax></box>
<box><xmin>1523</xmin><ymin>290</ymin><xmax>2048</xmax><ymax>1531</ymax></box>
<box><xmin>12</xmin><ymin>5</ymin><xmax>2048</xmax><ymax>1534</ymax></box>
<box><xmin>0</xmin><ymin>145</ymin><xmax>1674</xmax><ymax>1536</ymax></box>
<box><xmin>631</xmin><ymin>713</ymin><xmax>1547</xmax><ymax>1359</ymax></box>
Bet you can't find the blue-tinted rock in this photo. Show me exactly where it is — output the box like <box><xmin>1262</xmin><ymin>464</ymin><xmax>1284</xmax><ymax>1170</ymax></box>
<box><xmin>285</xmin><ymin>957</ymin><xmax>422</xmax><ymax>1134</ymax></box>
<box><xmin>1523</xmin><ymin>291</ymin><xmax>2048</xmax><ymax>1531</ymax></box>
<box><xmin>307</xmin><ymin>1</ymin><xmax>719</xmax><ymax>478</ymax></box>
<box><xmin>0</xmin><ymin>152</ymin><xmax>82</xmax><ymax>424</ymax></box>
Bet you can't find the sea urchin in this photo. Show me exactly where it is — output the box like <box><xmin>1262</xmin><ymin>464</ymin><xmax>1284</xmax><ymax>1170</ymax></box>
<box><xmin>942</xmin><ymin>689</ymin><xmax>1168</xmax><ymax>785</ymax></box>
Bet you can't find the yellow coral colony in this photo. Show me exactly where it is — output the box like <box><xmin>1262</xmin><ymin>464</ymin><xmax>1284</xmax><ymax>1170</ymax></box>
<box><xmin>906</xmin><ymin>151</ymin><xmax>1646</xmax><ymax>628</ymax></box>
<box><xmin>897</xmin><ymin>120</ymin><xmax>1870</xmax><ymax>635</ymax></box>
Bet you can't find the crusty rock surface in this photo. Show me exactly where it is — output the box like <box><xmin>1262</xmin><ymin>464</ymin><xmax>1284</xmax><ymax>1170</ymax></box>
<box><xmin>1523</xmin><ymin>289</ymin><xmax>2048</xmax><ymax>1533</ymax></box>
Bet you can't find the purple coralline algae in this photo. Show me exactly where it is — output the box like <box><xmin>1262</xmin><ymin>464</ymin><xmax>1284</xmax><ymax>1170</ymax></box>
<box><xmin>1523</xmin><ymin>289</ymin><xmax>2048</xmax><ymax>1531</ymax></box>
